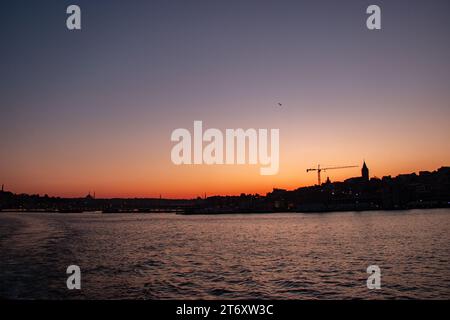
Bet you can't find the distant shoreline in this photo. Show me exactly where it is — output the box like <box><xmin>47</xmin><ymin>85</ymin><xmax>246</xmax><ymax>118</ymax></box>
<box><xmin>2</xmin><ymin>166</ymin><xmax>449</xmax><ymax>215</ymax></box>
<box><xmin>1</xmin><ymin>206</ymin><xmax>449</xmax><ymax>215</ymax></box>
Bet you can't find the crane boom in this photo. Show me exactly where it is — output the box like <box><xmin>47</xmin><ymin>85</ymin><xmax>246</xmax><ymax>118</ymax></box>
<box><xmin>320</xmin><ymin>165</ymin><xmax>358</xmax><ymax>171</ymax></box>
<box><xmin>306</xmin><ymin>164</ymin><xmax>358</xmax><ymax>185</ymax></box>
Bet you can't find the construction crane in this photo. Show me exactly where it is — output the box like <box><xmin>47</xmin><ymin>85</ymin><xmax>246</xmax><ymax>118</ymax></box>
<box><xmin>306</xmin><ymin>165</ymin><xmax>358</xmax><ymax>185</ymax></box>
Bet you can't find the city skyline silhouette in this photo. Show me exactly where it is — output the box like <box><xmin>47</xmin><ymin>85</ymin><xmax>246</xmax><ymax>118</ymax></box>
<box><xmin>1</xmin><ymin>0</ymin><xmax>449</xmax><ymax>198</ymax></box>
<box><xmin>1</xmin><ymin>0</ymin><xmax>450</xmax><ymax>303</ymax></box>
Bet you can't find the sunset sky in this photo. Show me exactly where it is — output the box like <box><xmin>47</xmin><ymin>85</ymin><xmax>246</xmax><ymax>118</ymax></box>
<box><xmin>1</xmin><ymin>0</ymin><xmax>449</xmax><ymax>198</ymax></box>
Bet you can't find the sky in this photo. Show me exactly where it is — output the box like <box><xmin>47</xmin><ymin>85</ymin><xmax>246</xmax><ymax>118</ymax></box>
<box><xmin>1</xmin><ymin>0</ymin><xmax>449</xmax><ymax>198</ymax></box>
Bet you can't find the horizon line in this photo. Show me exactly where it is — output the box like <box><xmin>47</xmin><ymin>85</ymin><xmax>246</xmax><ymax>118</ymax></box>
<box><xmin>2</xmin><ymin>165</ymin><xmax>448</xmax><ymax>200</ymax></box>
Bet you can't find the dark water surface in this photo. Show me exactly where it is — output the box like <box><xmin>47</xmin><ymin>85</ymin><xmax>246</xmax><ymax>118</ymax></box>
<box><xmin>0</xmin><ymin>209</ymin><xmax>449</xmax><ymax>299</ymax></box>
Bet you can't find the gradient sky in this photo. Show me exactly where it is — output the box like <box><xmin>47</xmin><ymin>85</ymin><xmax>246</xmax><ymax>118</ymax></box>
<box><xmin>1</xmin><ymin>0</ymin><xmax>449</xmax><ymax>198</ymax></box>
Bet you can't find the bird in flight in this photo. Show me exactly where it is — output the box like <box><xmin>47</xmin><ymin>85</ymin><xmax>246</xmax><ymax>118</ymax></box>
<box><xmin>277</xmin><ymin>102</ymin><xmax>282</xmax><ymax>107</ymax></box>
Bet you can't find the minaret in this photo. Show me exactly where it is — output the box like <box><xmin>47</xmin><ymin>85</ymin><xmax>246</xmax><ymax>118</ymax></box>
<box><xmin>362</xmin><ymin>161</ymin><xmax>369</xmax><ymax>181</ymax></box>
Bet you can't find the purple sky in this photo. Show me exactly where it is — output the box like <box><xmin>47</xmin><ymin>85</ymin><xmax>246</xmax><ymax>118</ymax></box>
<box><xmin>1</xmin><ymin>0</ymin><xmax>449</xmax><ymax>197</ymax></box>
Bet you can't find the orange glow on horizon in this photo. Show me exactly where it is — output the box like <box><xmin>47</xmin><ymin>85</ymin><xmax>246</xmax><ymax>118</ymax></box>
<box><xmin>2</xmin><ymin>95</ymin><xmax>449</xmax><ymax>199</ymax></box>
<box><xmin>3</xmin><ymin>160</ymin><xmax>449</xmax><ymax>199</ymax></box>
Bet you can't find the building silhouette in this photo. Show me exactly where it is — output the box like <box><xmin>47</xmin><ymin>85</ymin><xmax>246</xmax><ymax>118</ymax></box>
<box><xmin>0</xmin><ymin>165</ymin><xmax>449</xmax><ymax>214</ymax></box>
<box><xmin>362</xmin><ymin>161</ymin><xmax>369</xmax><ymax>181</ymax></box>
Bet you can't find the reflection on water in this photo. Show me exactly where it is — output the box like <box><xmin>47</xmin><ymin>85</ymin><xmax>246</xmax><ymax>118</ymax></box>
<box><xmin>0</xmin><ymin>209</ymin><xmax>449</xmax><ymax>299</ymax></box>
